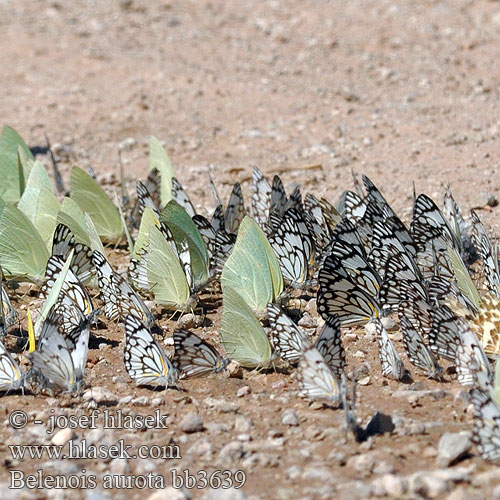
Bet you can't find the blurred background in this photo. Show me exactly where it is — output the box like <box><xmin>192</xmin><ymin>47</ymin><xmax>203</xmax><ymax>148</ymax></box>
<box><xmin>2</xmin><ymin>0</ymin><xmax>500</xmax><ymax>224</ymax></box>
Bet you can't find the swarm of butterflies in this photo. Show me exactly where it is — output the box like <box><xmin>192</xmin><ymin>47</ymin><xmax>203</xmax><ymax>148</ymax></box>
<box><xmin>1</xmin><ymin>161</ymin><xmax>500</xmax><ymax>464</ymax></box>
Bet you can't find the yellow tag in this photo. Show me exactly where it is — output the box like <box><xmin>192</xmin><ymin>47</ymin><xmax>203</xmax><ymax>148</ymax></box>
<box><xmin>27</xmin><ymin>308</ymin><xmax>36</xmax><ymax>353</ymax></box>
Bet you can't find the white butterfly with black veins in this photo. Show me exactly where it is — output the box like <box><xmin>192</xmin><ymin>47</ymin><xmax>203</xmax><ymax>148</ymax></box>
<box><xmin>40</xmin><ymin>255</ymin><xmax>94</xmax><ymax>318</ymax></box>
<box><xmin>317</xmin><ymin>254</ymin><xmax>380</xmax><ymax>327</ymax></box>
<box><xmin>378</xmin><ymin>252</ymin><xmax>428</xmax><ymax>312</ymax></box>
<box><xmin>372</xmin><ymin>319</ymin><xmax>408</xmax><ymax>381</ymax></box>
<box><xmin>173</xmin><ymin>330</ymin><xmax>230</xmax><ymax>379</ymax></box>
<box><xmin>470</xmin><ymin>387</ymin><xmax>500</xmax><ymax>462</ymax></box>
<box><xmin>267</xmin><ymin>305</ymin><xmax>345</xmax><ymax>377</ymax></box>
<box><xmin>314</xmin><ymin>315</ymin><xmax>345</xmax><ymax>379</ymax></box>
<box><xmin>455</xmin><ymin>325</ymin><xmax>493</xmax><ymax>388</ymax></box>
<box><xmin>471</xmin><ymin>210</ymin><xmax>500</xmax><ymax>297</ymax></box>
<box><xmin>31</xmin><ymin>306</ymin><xmax>90</xmax><ymax>393</ymax></box>
<box><xmin>0</xmin><ymin>339</ymin><xmax>24</xmax><ymax>392</ymax></box>
<box><xmin>327</xmin><ymin>223</ymin><xmax>381</xmax><ymax>297</ymax></box>
<box><xmin>51</xmin><ymin>223</ymin><xmax>95</xmax><ymax>284</ymax></box>
<box><xmin>267</xmin><ymin>304</ymin><xmax>312</xmax><ymax>364</ymax></box>
<box><xmin>399</xmin><ymin>313</ymin><xmax>443</xmax><ymax>380</ymax></box>
<box><xmin>268</xmin><ymin>208</ymin><xmax>314</xmax><ymax>287</ymax></box>
<box><xmin>251</xmin><ymin>166</ymin><xmax>272</xmax><ymax>228</ymax></box>
<box><xmin>124</xmin><ymin>315</ymin><xmax>178</xmax><ymax>388</ymax></box>
<box><xmin>130</xmin><ymin>168</ymin><xmax>161</xmax><ymax>227</ymax></box>
<box><xmin>297</xmin><ymin>346</ymin><xmax>341</xmax><ymax>405</ymax></box>
<box><xmin>172</xmin><ymin>177</ymin><xmax>196</xmax><ymax>217</ymax></box>
<box><xmin>93</xmin><ymin>250</ymin><xmax>154</xmax><ymax>328</ymax></box>
<box><xmin>224</xmin><ymin>182</ymin><xmax>245</xmax><ymax>235</ymax></box>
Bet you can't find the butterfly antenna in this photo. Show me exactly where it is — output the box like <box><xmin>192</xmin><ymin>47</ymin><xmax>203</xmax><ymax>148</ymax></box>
<box><xmin>44</xmin><ymin>133</ymin><xmax>67</xmax><ymax>195</ymax></box>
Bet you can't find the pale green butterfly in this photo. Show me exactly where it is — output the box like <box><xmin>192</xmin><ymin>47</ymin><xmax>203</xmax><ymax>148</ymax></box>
<box><xmin>447</xmin><ymin>246</ymin><xmax>481</xmax><ymax>310</ymax></box>
<box><xmin>57</xmin><ymin>198</ymin><xmax>106</xmax><ymax>256</ymax></box>
<box><xmin>0</xmin><ymin>204</ymin><xmax>49</xmax><ymax>282</ymax></box>
<box><xmin>221</xmin><ymin>215</ymin><xmax>283</xmax><ymax>314</ymax></box>
<box><xmin>133</xmin><ymin>224</ymin><xmax>197</xmax><ymax>311</ymax></box>
<box><xmin>0</xmin><ymin>125</ymin><xmax>33</xmax><ymax>203</ymax></box>
<box><xmin>221</xmin><ymin>285</ymin><xmax>273</xmax><ymax>368</ymax></box>
<box><xmin>18</xmin><ymin>161</ymin><xmax>60</xmax><ymax>248</ymax></box>
<box><xmin>160</xmin><ymin>200</ymin><xmax>210</xmax><ymax>286</ymax></box>
<box><xmin>131</xmin><ymin>206</ymin><xmax>160</xmax><ymax>262</ymax></box>
<box><xmin>70</xmin><ymin>166</ymin><xmax>123</xmax><ymax>244</ymax></box>
<box><xmin>150</xmin><ymin>136</ymin><xmax>176</xmax><ymax>207</ymax></box>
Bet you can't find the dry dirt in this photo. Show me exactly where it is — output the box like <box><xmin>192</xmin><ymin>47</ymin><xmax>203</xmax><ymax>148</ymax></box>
<box><xmin>2</xmin><ymin>1</ymin><xmax>500</xmax><ymax>499</ymax></box>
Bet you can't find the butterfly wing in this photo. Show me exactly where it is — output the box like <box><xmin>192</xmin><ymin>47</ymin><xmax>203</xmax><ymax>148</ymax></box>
<box><xmin>32</xmin><ymin>310</ymin><xmax>78</xmax><ymax>392</ymax></box>
<box><xmin>314</xmin><ymin>314</ymin><xmax>345</xmax><ymax>379</ymax></box>
<box><xmin>40</xmin><ymin>255</ymin><xmax>94</xmax><ymax>317</ymax></box>
<box><xmin>399</xmin><ymin>313</ymin><xmax>442</xmax><ymax>379</ymax></box>
<box><xmin>0</xmin><ymin>340</ymin><xmax>23</xmax><ymax>391</ymax></box>
<box><xmin>124</xmin><ymin>315</ymin><xmax>177</xmax><ymax>387</ymax></box>
<box><xmin>251</xmin><ymin>167</ymin><xmax>272</xmax><ymax>227</ymax></box>
<box><xmin>224</xmin><ymin>182</ymin><xmax>245</xmax><ymax>234</ymax></box>
<box><xmin>471</xmin><ymin>210</ymin><xmax>500</xmax><ymax>297</ymax></box>
<box><xmin>268</xmin><ymin>209</ymin><xmax>312</xmax><ymax>286</ymax></box>
<box><xmin>317</xmin><ymin>254</ymin><xmax>380</xmax><ymax>327</ymax></box>
<box><xmin>470</xmin><ymin>388</ymin><xmax>500</xmax><ymax>461</ymax></box>
<box><xmin>172</xmin><ymin>177</ymin><xmax>196</xmax><ymax>217</ymax></box>
<box><xmin>372</xmin><ymin>319</ymin><xmax>407</xmax><ymax>380</ymax></box>
<box><xmin>297</xmin><ymin>347</ymin><xmax>341</xmax><ymax>404</ymax></box>
<box><xmin>173</xmin><ymin>330</ymin><xmax>228</xmax><ymax>379</ymax></box>
<box><xmin>267</xmin><ymin>304</ymin><xmax>311</xmax><ymax>363</ymax></box>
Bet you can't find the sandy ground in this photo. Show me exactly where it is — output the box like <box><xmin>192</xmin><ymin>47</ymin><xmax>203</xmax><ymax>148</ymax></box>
<box><xmin>1</xmin><ymin>1</ymin><xmax>500</xmax><ymax>499</ymax></box>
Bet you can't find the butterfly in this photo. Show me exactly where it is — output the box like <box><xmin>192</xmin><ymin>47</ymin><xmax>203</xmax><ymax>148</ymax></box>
<box><xmin>317</xmin><ymin>254</ymin><xmax>380</xmax><ymax>327</ymax></box>
<box><xmin>338</xmin><ymin>190</ymin><xmax>368</xmax><ymax>224</ymax></box>
<box><xmin>428</xmin><ymin>275</ymin><xmax>477</xmax><ymax>314</ymax></box>
<box><xmin>30</xmin><ymin>306</ymin><xmax>90</xmax><ymax>393</ymax></box>
<box><xmin>267</xmin><ymin>304</ymin><xmax>312</xmax><ymax>364</ymax></box>
<box><xmin>372</xmin><ymin>319</ymin><xmax>408</xmax><ymax>381</ymax></box>
<box><xmin>465</xmin><ymin>293</ymin><xmax>500</xmax><ymax>356</ymax></box>
<box><xmin>454</xmin><ymin>326</ymin><xmax>493</xmax><ymax>388</ymax></box>
<box><xmin>130</xmin><ymin>223</ymin><xmax>197</xmax><ymax>312</ymax></box>
<box><xmin>172</xmin><ymin>177</ymin><xmax>196</xmax><ymax>218</ymax></box>
<box><xmin>471</xmin><ymin>210</ymin><xmax>500</xmax><ymax>297</ymax></box>
<box><xmin>221</xmin><ymin>286</ymin><xmax>273</xmax><ymax>368</ymax></box>
<box><xmin>0</xmin><ymin>266</ymin><xmax>17</xmax><ymax>337</ymax></box>
<box><xmin>223</xmin><ymin>182</ymin><xmax>245</xmax><ymax>235</ymax></box>
<box><xmin>51</xmin><ymin>223</ymin><xmax>95</xmax><ymax>284</ymax></box>
<box><xmin>378</xmin><ymin>252</ymin><xmax>428</xmax><ymax>312</ymax></box>
<box><xmin>327</xmin><ymin>224</ymin><xmax>381</xmax><ymax>297</ymax></box>
<box><xmin>411</xmin><ymin>194</ymin><xmax>461</xmax><ymax>278</ymax></box>
<box><xmin>397</xmin><ymin>294</ymin><xmax>434</xmax><ymax>340</ymax></box>
<box><xmin>124</xmin><ymin>315</ymin><xmax>178</xmax><ymax>388</ymax></box>
<box><xmin>173</xmin><ymin>330</ymin><xmax>230</xmax><ymax>379</ymax></box>
<box><xmin>129</xmin><ymin>168</ymin><xmax>161</xmax><ymax>227</ymax></box>
<box><xmin>429</xmin><ymin>305</ymin><xmax>466</xmax><ymax>361</ymax></box>
<box><xmin>443</xmin><ymin>186</ymin><xmax>474</xmax><ymax>262</ymax></box>
<box><xmin>251</xmin><ymin>166</ymin><xmax>272</xmax><ymax>228</ymax></box>
<box><xmin>40</xmin><ymin>255</ymin><xmax>94</xmax><ymax>318</ymax></box>
<box><xmin>297</xmin><ymin>346</ymin><xmax>341</xmax><ymax>405</ymax></box>
<box><xmin>192</xmin><ymin>211</ymin><xmax>236</xmax><ymax>273</ymax></box>
<box><xmin>369</xmin><ymin>217</ymin><xmax>416</xmax><ymax>277</ymax></box>
<box><xmin>399</xmin><ymin>313</ymin><xmax>443</xmax><ymax>380</ymax></box>
<box><xmin>315</xmin><ymin>315</ymin><xmax>345</xmax><ymax>379</ymax></box>
<box><xmin>268</xmin><ymin>208</ymin><xmax>314</xmax><ymax>287</ymax></box>
<box><xmin>0</xmin><ymin>339</ymin><xmax>24</xmax><ymax>392</ymax></box>
<box><xmin>470</xmin><ymin>387</ymin><xmax>500</xmax><ymax>461</ymax></box>
<box><xmin>92</xmin><ymin>250</ymin><xmax>154</xmax><ymax>327</ymax></box>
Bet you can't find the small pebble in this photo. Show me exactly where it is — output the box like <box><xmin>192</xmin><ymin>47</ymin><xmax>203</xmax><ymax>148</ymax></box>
<box><xmin>179</xmin><ymin>412</ymin><xmax>204</xmax><ymax>433</ymax></box>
